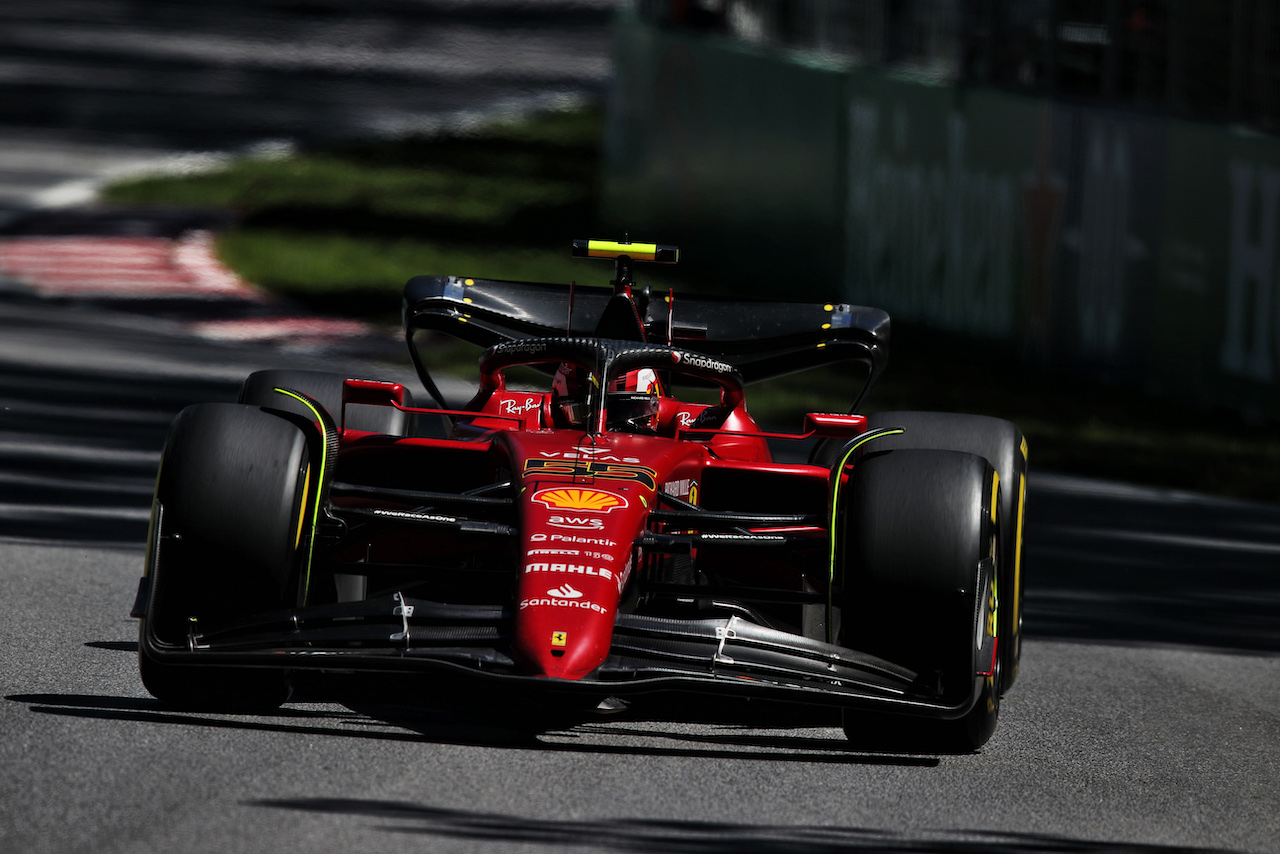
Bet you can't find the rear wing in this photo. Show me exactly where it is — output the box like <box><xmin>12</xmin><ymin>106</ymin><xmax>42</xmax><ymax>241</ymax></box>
<box><xmin>402</xmin><ymin>274</ymin><xmax>889</xmax><ymax>406</ymax></box>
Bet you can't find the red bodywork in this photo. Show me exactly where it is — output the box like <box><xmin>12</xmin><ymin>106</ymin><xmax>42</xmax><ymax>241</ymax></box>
<box><xmin>331</xmin><ymin>371</ymin><xmax>862</xmax><ymax>684</ymax></box>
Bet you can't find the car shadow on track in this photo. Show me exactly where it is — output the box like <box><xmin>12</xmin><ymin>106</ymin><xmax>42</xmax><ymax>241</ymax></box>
<box><xmin>345</xmin><ymin>697</ymin><xmax>951</xmax><ymax>765</ymax></box>
<box><xmin>244</xmin><ymin>798</ymin><xmax>1239</xmax><ymax>854</ymax></box>
<box><xmin>7</xmin><ymin>686</ymin><xmax>937</xmax><ymax>767</ymax></box>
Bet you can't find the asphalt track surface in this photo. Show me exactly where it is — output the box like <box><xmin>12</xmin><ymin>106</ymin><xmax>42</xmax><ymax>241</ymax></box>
<box><xmin>1</xmin><ymin>294</ymin><xmax>1279</xmax><ymax>854</ymax></box>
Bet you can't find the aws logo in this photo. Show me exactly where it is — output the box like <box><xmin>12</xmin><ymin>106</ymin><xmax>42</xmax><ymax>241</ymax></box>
<box><xmin>532</xmin><ymin>488</ymin><xmax>628</xmax><ymax>513</ymax></box>
<box><xmin>548</xmin><ymin>514</ymin><xmax>606</xmax><ymax>531</ymax></box>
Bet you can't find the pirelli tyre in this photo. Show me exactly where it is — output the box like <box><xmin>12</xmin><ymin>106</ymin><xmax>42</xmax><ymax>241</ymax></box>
<box><xmin>138</xmin><ymin>403</ymin><xmax>312</xmax><ymax>711</ymax></box>
<box><xmin>239</xmin><ymin>369</ymin><xmax>414</xmax><ymax>436</ymax></box>
<box><xmin>839</xmin><ymin>448</ymin><xmax>1001</xmax><ymax>753</ymax></box>
<box><xmin>864</xmin><ymin>411</ymin><xmax>1027</xmax><ymax>695</ymax></box>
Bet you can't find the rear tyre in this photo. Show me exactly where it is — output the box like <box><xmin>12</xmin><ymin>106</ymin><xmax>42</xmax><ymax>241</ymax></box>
<box><xmin>839</xmin><ymin>448</ymin><xmax>1000</xmax><ymax>753</ymax></box>
<box><xmin>139</xmin><ymin>403</ymin><xmax>311</xmax><ymax>711</ymax></box>
<box><xmin>865</xmin><ymin>411</ymin><xmax>1026</xmax><ymax>694</ymax></box>
<box><xmin>239</xmin><ymin>369</ymin><xmax>414</xmax><ymax>435</ymax></box>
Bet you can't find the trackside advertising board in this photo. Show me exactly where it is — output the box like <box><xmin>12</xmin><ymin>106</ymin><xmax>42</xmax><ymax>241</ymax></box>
<box><xmin>602</xmin><ymin>20</ymin><xmax>847</xmax><ymax>291</ymax></box>
<box><xmin>603</xmin><ymin>9</ymin><xmax>1280</xmax><ymax>415</ymax></box>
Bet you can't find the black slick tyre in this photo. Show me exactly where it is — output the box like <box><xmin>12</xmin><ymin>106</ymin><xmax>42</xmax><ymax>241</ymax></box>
<box><xmin>139</xmin><ymin>403</ymin><xmax>312</xmax><ymax>711</ymax></box>
<box><xmin>239</xmin><ymin>369</ymin><xmax>414</xmax><ymax>436</ymax></box>
<box><xmin>865</xmin><ymin>411</ymin><xmax>1027</xmax><ymax>694</ymax></box>
<box><xmin>839</xmin><ymin>448</ymin><xmax>1001</xmax><ymax>753</ymax></box>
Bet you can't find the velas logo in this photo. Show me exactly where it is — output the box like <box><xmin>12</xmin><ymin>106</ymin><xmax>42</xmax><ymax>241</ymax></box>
<box><xmin>532</xmin><ymin>488</ymin><xmax>628</xmax><ymax>513</ymax></box>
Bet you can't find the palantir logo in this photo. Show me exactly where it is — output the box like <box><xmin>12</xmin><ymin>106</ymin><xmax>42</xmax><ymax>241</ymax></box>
<box><xmin>547</xmin><ymin>583</ymin><xmax>583</xmax><ymax>599</ymax></box>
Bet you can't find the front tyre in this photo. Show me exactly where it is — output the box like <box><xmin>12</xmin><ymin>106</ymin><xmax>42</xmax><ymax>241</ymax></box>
<box><xmin>139</xmin><ymin>403</ymin><xmax>312</xmax><ymax>711</ymax></box>
<box><xmin>839</xmin><ymin>448</ymin><xmax>1000</xmax><ymax>752</ymax></box>
<box><xmin>865</xmin><ymin>411</ymin><xmax>1027</xmax><ymax>694</ymax></box>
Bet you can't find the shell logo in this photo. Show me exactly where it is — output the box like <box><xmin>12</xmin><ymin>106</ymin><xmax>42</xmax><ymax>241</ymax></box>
<box><xmin>532</xmin><ymin>488</ymin><xmax>628</xmax><ymax>513</ymax></box>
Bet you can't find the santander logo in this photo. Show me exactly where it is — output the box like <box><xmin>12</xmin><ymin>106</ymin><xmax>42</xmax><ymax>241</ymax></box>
<box><xmin>547</xmin><ymin>583</ymin><xmax>584</xmax><ymax>599</ymax></box>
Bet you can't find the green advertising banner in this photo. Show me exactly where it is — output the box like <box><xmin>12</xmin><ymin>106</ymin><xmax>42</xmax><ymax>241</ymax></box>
<box><xmin>841</xmin><ymin>74</ymin><xmax>1042</xmax><ymax>341</ymax></box>
<box><xmin>1160</xmin><ymin>122</ymin><xmax>1280</xmax><ymax>414</ymax></box>
<box><xmin>603</xmin><ymin>12</ymin><xmax>848</xmax><ymax>294</ymax></box>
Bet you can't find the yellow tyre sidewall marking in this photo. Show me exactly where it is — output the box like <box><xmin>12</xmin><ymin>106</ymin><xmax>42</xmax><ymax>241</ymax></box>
<box><xmin>294</xmin><ymin>462</ymin><xmax>311</xmax><ymax>551</ymax></box>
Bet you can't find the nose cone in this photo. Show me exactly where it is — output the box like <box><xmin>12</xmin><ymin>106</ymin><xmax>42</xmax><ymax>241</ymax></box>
<box><xmin>514</xmin><ymin>545</ymin><xmax>631</xmax><ymax>680</ymax></box>
<box><xmin>513</xmin><ymin>592</ymin><xmax>617</xmax><ymax>680</ymax></box>
<box><xmin>513</xmin><ymin>485</ymin><xmax>639</xmax><ymax>680</ymax></box>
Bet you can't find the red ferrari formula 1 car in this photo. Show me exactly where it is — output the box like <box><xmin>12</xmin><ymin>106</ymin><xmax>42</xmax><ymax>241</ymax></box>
<box><xmin>132</xmin><ymin>239</ymin><xmax>1027</xmax><ymax>752</ymax></box>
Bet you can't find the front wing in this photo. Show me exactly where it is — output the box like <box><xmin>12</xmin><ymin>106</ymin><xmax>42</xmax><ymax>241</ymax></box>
<box><xmin>137</xmin><ymin>590</ymin><xmax>981</xmax><ymax>720</ymax></box>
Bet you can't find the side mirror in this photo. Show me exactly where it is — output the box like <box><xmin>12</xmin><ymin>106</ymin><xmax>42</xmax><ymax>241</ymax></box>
<box><xmin>802</xmin><ymin>412</ymin><xmax>867</xmax><ymax>438</ymax></box>
<box><xmin>342</xmin><ymin>379</ymin><xmax>408</xmax><ymax>408</ymax></box>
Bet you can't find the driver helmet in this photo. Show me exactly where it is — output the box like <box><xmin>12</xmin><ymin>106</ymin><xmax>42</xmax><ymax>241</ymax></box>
<box><xmin>551</xmin><ymin>362</ymin><xmax>593</xmax><ymax>428</ymax></box>
<box><xmin>606</xmin><ymin>368</ymin><xmax>660</xmax><ymax>433</ymax></box>
<box><xmin>551</xmin><ymin>365</ymin><xmax>660</xmax><ymax>432</ymax></box>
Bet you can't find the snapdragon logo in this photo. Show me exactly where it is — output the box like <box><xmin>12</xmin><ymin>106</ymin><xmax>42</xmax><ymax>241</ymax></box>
<box><xmin>497</xmin><ymin>339</ymin><xmax>550</xmax><ymax>356</ymax></box>
<box><xmin>672</xmin><ymin>351</ymin><xmax>733</xmax><ymax>374</ymax></box>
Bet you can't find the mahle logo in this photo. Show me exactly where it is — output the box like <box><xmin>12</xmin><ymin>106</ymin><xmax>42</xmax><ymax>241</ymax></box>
<box><xmin>532</xmin><ymin>488</ymin><xmax>627</xmax><ymax>513</ymax></box>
